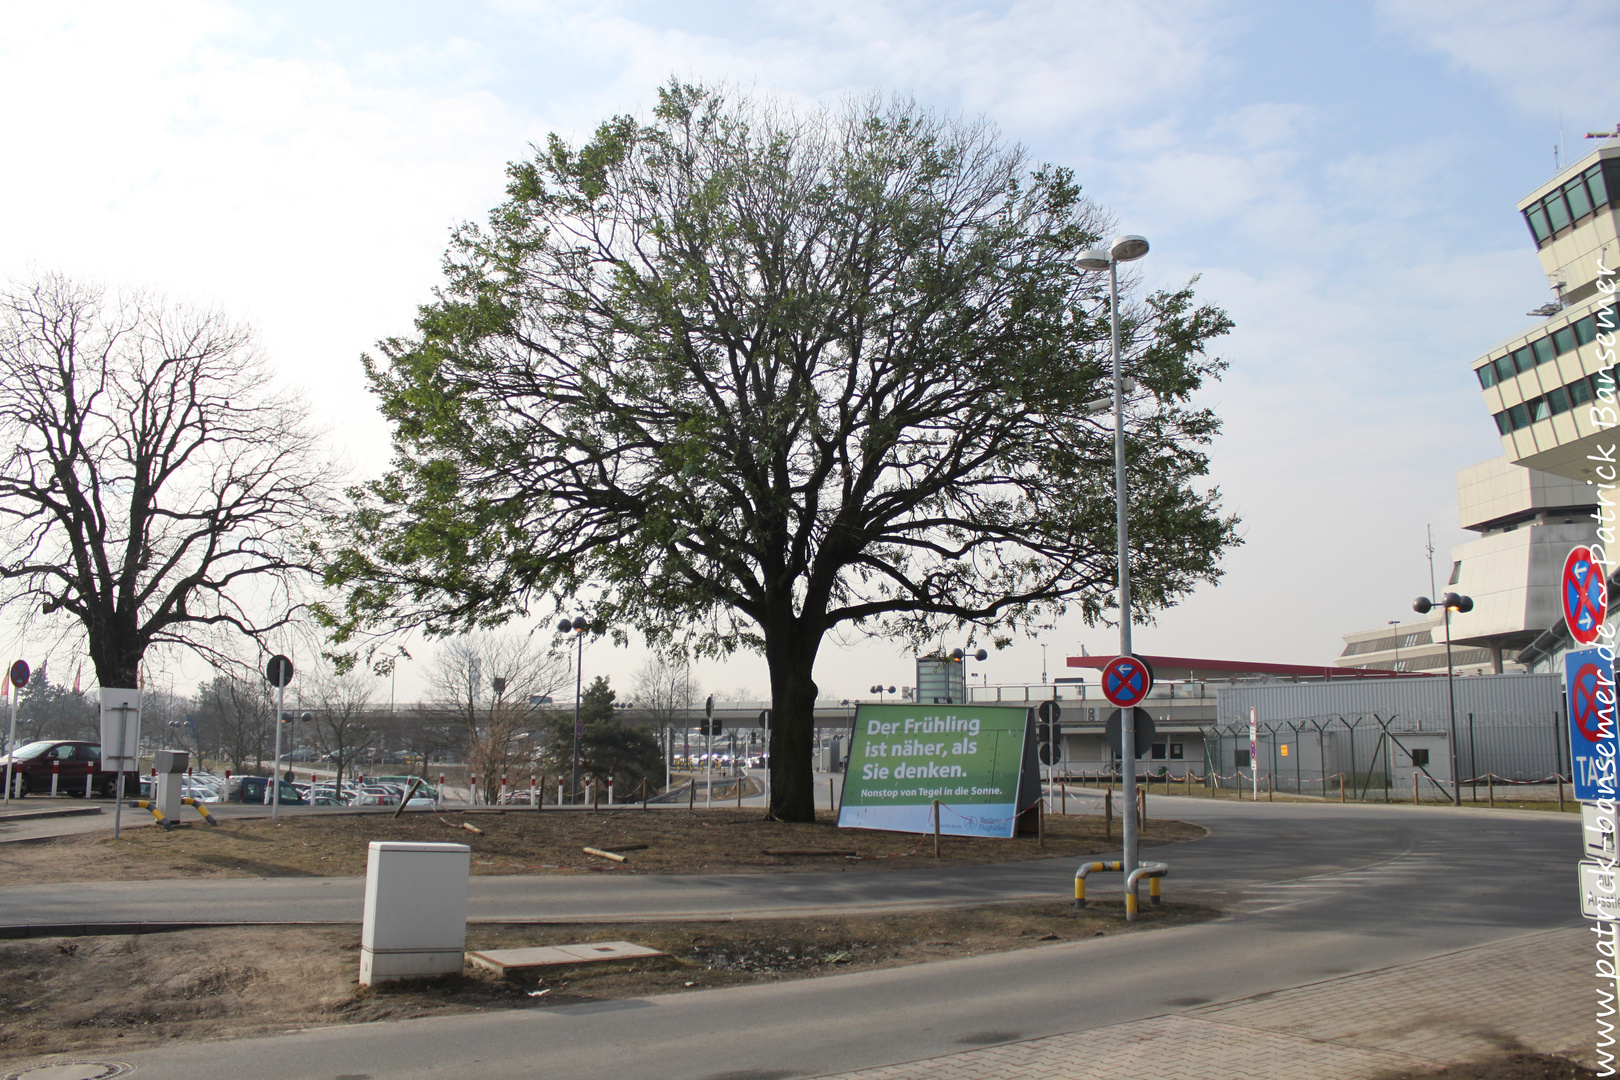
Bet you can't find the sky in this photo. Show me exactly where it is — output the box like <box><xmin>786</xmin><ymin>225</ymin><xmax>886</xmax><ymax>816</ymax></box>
<box><xmin>1</xmin><ymin>0</ymin><xmax>1617</xmax><ymax>707</ymax></box>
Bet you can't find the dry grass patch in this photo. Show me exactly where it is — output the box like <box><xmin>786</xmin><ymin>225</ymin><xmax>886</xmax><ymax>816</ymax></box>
<box><xmin>0</xmin><ymin>901</ymin><xmax>1214</xmax><ymax>1059</ymax></box>
<box><xmin>0</xmin><ymin>807</ymin><xmax>1204</xmax><ymax>884</ymax></box>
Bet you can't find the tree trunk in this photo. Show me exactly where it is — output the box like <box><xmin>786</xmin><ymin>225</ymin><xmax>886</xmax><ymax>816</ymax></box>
<box><xmin>88</xmin><ymin>627</ymin><xmax>143</xmax><ymax>690</ymax></box>
<box><xmin>765</xmin><ymin>623</ymin><xmax>821</xmax><ymax>823</ymax></box>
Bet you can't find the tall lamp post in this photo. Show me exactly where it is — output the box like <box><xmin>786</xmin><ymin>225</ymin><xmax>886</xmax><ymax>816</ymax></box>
<box><xmin>558</xmin><ymin>616</ymin><xmax>590</xmax><ymax>804</ymax></box>
<box><xmin>1387</xmin><ymin>620</ymin><xmax>1401</xmax><ymax>671</ymax></box>
<box><xmin>949</xmin><ymin>648</ymin><xmax>988</xmax><ymax>702</ymax></box>
<box><xmin>1079</xmin><ymin>233</ymin><xmax>1151</xmax><ymax>897</ymax></box>
<box><xmin>1412</xmin><ymin>592</ymin><xmax>1472</xmax><ymax>806</ymax></box>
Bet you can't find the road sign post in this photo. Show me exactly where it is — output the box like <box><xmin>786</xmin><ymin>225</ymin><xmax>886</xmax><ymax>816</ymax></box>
<box><xmin>3</xmin><ymin>660</ymin><xmax>27</xmax><ymax>806</ymax></box>
<box><xmin>1101</xmin><ymin>654</ymin><xmax>1154</xmax><ymax>900</ymax></box>
<box><xmin>266</xmin><ymin>655</ymin><xmax>295</xmax><ymax>821</ymax></box>
<box><xmin>1250</xmin><ymin>707</ymin><xmax>1259</xmax><ymax>800</ymax></box>
<box><xmin>100</xmin><ymin>688</ymin><xmax>141</xmax><ymax>839</ymax></box>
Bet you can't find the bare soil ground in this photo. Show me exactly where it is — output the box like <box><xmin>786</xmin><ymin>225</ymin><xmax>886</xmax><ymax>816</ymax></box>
<box><xmin>0</xmin><ymin>807</ymin><xmax>1203</xmax><ymax>884</ymax></box>
<box><xmin>0</xmin><ymin>901</ymin><xmax>1213</xmax><ymax>1059</ymax></box>
<box><xmin>1370</xmin><ymin>1052</ymin><xmax>1598</xmax><ymax>1078</ymax></box>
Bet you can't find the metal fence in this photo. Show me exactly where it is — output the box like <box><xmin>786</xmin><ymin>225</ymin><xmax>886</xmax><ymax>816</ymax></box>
<box><xmin>1199</xmin><ymin>708</ymin><xmax>1566</xmax><ymax>800</ymax></box>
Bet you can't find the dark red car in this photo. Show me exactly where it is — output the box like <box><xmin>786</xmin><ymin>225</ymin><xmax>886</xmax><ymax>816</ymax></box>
<box><xmin>0</xmin><ymin>740</ymin><xmax>127</xmax><ymax>798</ymax></box>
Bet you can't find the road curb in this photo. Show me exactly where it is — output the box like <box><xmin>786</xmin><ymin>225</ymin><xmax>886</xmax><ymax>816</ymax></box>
<box><xmin>0</xmin><ymin>805</ymin><xmax>105</xmax><ymax>823</ymax></box>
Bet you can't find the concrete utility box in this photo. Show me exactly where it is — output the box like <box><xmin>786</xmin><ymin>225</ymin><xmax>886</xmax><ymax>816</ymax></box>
<box><xmin>359</xmin><ymin>841</ymin><xmax>471</xmax><ymax>986</ymax></box>
<box><xmin>154</xmin><ymin>748</ymin><xmax>189</xmax><ymax>819</ymax></box>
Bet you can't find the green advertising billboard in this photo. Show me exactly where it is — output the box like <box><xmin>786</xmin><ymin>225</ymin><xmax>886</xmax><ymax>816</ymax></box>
<box><xmin>837</xmin><ymin>703</ymin><xmax>1036</xmax><ymax>838</ymax></box>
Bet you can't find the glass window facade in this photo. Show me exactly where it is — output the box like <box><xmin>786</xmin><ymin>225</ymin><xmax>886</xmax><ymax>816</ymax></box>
<box><xmin>1554</xmin><ymin>326</ymin><xmax>1577</xmax><ymax>355</ymax></box>
<box><xmin>1532</xmin><ymin>337</ymin><xmax>1556</xmax><ymax>366</ymax></box>
<box><xmin>1521</xmin><ymin>160</ymin><xmax>1620</xmax><ymax>248</ymax></box>
<box><xmin>1477</xmin><ymin>364</ymin><xmax>1496</xmax><ymax>389</ymax></box>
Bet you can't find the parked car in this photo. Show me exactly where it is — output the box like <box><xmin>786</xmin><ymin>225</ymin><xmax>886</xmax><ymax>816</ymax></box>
<box><xmin>0</xmin><ymin>740</ymin><xmax>126</xmax><ymax>798</ymax></box>
<box><xmin>223</xmin><ymin>776</ymin><xmax>307</xmax><ymax>805</ymax></box>
<box><xmin>372</xmin><ymin>775</ymin><xmax>436</xmax><ymax>799</ymax></box>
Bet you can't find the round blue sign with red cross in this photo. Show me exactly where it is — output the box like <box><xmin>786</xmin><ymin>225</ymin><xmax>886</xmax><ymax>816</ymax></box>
<box><xmin>1572</xmin><ymin>661</ymin><xmax>1609</xmax><ymax>744</ymax></box>
<box><xmin>1101</xmin><ymin>654</ymin><xmax>1154</xmax><ymax>708</ymax></box>
<box><xmin>1563</xmin><ymin>545</ymin><xmax>1607</xmax><ymax>645</ymax></box>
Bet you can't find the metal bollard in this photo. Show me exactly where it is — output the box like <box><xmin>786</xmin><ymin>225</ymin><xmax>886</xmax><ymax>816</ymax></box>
<box><xmin>1074</xmin><ymin>861</ymin><xmax>1123</xmax><ymax>908</ymax></box>
<box><xmin>1105</xmin><ymin>787</ymin><xmax>1113</xmax><ymax>840</ymax></box>
<box><xmin>51</xmin><ymin>760</ymin><xmax>59</xmax><ymax>798</ymax></box>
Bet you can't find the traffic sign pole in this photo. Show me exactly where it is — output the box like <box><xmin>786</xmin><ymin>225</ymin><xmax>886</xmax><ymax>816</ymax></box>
<box><xmin>1250</xmin><ymin>707</ymin><xmax>1259</xmax><ymax>801</ymax></box>
<box><xmin>4</xmin><ymin>674</ymin><xmax>14</xmax><ymax>805</ymax></box>
<box><xmin>4</xmin><ymin>660</ymin><xmax>30</xmax><ymax>806</ymax></box>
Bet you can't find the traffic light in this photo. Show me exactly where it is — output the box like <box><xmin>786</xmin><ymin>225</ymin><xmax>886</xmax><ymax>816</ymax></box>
<box><xmin>1036</xmin><ymin>700</ymin><xmax>1061</xmax><ymax>766</ymax></box>
<box><xmin>701</xmin><ymin>695</ymin><xmax>722</xmax><ymax>737</ymax></box>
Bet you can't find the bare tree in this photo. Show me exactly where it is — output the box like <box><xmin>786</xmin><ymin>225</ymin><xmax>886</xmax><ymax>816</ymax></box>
<box><xmin>425</xmin><ymin>632</ymin><xmax>569</xmax><ymax>801</ymax></box>
<box><xmin>632</xmin><ymin>656</ymin><xmax>699</xmax><ymax>730</ymax></box>
<box><xmin>306</xmin><ymin>666</ymin><xmax>381</xmax><ymax>794</ymax></box>
<box><xmin>195</xmin><ymin>673</ymin><xmax>276</xmax><ymax>774</ymax></box>
<box><xmin>0</xmin><ymin>274</ymin><xmax>336</xmax><ymax>688</ymax></box>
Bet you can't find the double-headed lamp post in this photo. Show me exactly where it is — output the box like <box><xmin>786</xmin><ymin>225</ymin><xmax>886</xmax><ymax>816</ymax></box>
<box><xmin>1412</xmin><ymin>592</ymin><xmax>1473</xmax><ymax>806</ymax></box>
<box><xmin>558</xmin><ymin>616</ymin><xmax>590</xmax><ymax>804</ymax></box>
<box><xmin>1078</xmin><ymin>233</ymin><xmax>1151</xmax><ymax>894</ymax></box>
<box><xmin>949</xmin><ymin>648</ymin><xmax>988</xmax><ymax>702</ymax></box>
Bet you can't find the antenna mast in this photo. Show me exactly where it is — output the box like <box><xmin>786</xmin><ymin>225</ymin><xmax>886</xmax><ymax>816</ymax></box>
<box><xmin>1426</xmin><ymin>524</ymin><xmax>1437</xmax><ymax>600</ymax></box>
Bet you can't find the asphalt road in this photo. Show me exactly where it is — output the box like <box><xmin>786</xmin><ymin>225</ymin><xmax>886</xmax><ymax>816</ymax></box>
<box><xmin>0</xmin><ymin>797</ymin><xmax>1581</xmax><ymax>1079</ymax></box>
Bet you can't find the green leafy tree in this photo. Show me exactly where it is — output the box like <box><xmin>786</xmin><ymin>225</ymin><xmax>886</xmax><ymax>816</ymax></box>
<box><xmin>538</xmin><ymin>676</ymin><xmax>661</xmax><ymax>796</ymax></box>
<box><xmin>322</xmin><ymin>82</ymin><xmax>1239</xmax><ymax>822</ymax></box>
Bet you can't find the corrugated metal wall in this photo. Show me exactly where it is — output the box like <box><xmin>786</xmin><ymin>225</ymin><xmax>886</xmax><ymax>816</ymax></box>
<box><xmin>1209</xmin><ymin>675</ymin><xmax>1565</xmax><ymax>792</ymax></box>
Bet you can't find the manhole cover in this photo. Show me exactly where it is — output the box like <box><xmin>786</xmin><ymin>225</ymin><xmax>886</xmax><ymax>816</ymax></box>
<box><xmin>4</xmin><ymin>1063</ymin><xmax>131</xmax><ymax>1080</ymax></box>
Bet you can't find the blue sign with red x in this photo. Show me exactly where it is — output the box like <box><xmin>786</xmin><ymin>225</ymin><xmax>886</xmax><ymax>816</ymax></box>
<box><xmin>1567</xmin><ymin>647</ymin><xmax>1618</xmax><ymax>803</ymax></box>
<box><xmin>1564</xmin><ymin>546</ymin><xmax>1608</xmax><ymax>646</ymax></box>
<box><xmin>1102</xmin><ymin>655</ymin><xmax>1153</xmax><ymax>708</ymax></box>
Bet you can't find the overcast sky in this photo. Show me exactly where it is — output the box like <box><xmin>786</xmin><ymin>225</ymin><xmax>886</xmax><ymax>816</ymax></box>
<box><xmin>2</xmin><ymin>0</ymin><xmax>1617</xmax><ymax>706</ymax></box>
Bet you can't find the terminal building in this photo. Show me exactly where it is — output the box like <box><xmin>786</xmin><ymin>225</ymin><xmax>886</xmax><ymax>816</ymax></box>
<box><xmin>1338</xmin><ymin>132</ymin><xmax>1617</xmax><ymax>678</ymax></box>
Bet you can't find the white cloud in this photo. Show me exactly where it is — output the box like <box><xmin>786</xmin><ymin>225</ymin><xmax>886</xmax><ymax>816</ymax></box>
<box><xmin>1377</xmin><ymin>0</ymin><xmax>1620</xmax><ymax>121</ymax></box>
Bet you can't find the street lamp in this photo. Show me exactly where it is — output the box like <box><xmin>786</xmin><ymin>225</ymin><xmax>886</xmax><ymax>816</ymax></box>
<box><xmin>1078</xmin><ymin>233</ymin><xmax>1150</xmax><ymax>902</ymax></box>
<box><xmin>868</xmin><ymin>685</ymin><xmax>896</xmax><ymax>704</ymax></box>
<box><xmin>558</xmin><ymin>615</ymin><xmax>591</xmax><ymax>804</ymax></box>
<box><xmin>1387</xmin><ymin>620</ymin><xmax>1401</xmax><ymax>671</ymax></box>
<box><xmin>1412</xmin><ymin>592</ymin><xmax>1473</xmax><ymax>805</ymax></box>
<box><xmin>949</xmin><ymin>648</ymin><xmax>988</xmax><ymax>702</ymax></box>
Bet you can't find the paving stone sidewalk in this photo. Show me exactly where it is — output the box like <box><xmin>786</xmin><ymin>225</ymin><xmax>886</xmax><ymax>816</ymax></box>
<box><xmin>811</xmin><ymin>926</ymin><xmax>1599</xmax><ymax>1080</ymax></box>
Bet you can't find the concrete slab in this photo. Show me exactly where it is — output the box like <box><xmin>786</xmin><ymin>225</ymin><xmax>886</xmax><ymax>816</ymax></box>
<box><xmin>467</xmin><ymin>941</ymin><xmax>666</xmax><ymax>974</ymax></box>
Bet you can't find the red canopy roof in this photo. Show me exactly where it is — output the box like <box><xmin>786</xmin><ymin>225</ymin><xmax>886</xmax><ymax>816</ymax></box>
<box><xmin>1065</xmin><ymin>654</ymin><xmax>1417</xmax><ymax>681</ymax></box>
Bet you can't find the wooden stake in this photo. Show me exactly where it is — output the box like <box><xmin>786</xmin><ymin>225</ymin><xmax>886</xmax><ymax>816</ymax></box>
<box><xmin>1105</xmin><ymin>788</ymin><xmax>1113</xmax><ymax>840</ymax></box>
<box><xmin>933</xmin><ymin>799</ymin><xmax>941</xmax><ymax>858</ymax></box>
<box><xmin>1340</xmin><ymin>773</ymin><xmax>1346</xmax><ymax>803</ymax></box>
